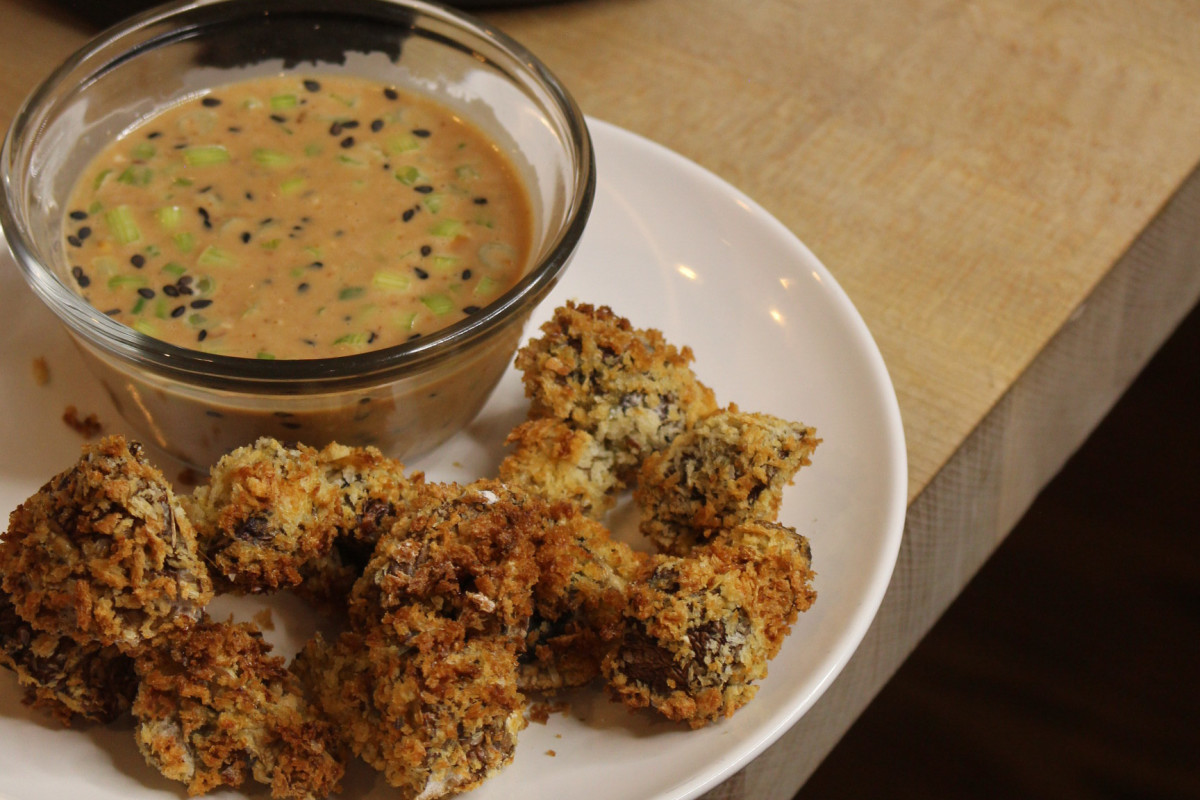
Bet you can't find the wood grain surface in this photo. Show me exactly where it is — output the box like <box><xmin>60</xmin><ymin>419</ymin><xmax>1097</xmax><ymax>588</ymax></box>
<box><xmin>2</xmin><ymin>0</ymin><xmax>1199</xmax><ymax>796</ymax></box>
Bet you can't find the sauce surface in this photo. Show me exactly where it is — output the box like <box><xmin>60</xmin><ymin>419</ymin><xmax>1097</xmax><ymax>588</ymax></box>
<box><xmin>62</xmin><ymin>75</ymin><xmax>532</xmax><ymax>360</ymax></box>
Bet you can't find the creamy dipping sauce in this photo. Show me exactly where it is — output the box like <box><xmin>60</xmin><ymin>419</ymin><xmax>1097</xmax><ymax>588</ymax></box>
<box><xmin>62</xmin><ymin>75</ymin><xmax>532</xmax><ymax>360</ymax></box>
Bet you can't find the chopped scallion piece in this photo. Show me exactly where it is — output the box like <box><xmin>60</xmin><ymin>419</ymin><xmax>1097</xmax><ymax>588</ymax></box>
<box><xmin>131</xmin><ymin>142</ymin><xmax>157</xmax><ymax>160</ymax></box>
<box><xmin>107</xmin><ymin>274</ymin><xmax>147</xmax><ymax>289</ymax></box>
<box><xmin>105</xmin><ymin>206</ymin><xmax>141</xmax><ymax>244</ymax></box>
<box><xmin>253</xmin><ymin>148</ymin><xmax>292</xmax><ymax>167</ymax></box>
<box><xmin>333</xmin><ymin>332</ymin><xmax>368</xmax><ymax>346</ymax></box>
<box><xmin>172</xmin><ymin>232</ymin><xmax>195</xmax><ymax>253</ymax></box>
<box><xmin>393</xmin><ymin>165</ymin><xmax>421</xmax><ymax>185</ymax></box>
<box><xmin>182</xmin><ymin>145</ymin><xmax>231</xmax><ymax>167</ymax></box>
<box><xmin>155</xmin><ymin>206</ymin><xmax>183</xmax><ymax>229</ymax></box>
<box><xmin>198</xmin><ymin>245</ymin><xmax>236</xmax><ymax>268</ymax></box>
<box><xmin>429</xmin><ymin>218</ymin><xmax>462</xmax><ymax>238</ymax></box>
<box><xmin>162</xmin><ymin>262</ymin><xmax>187</xmax><ymax>277</ymax></box>
<box><xmin>372</xmin><ymin>271</ymin><xmax>411</xmax><ymax>291</ymax></box>
<box><xmin>117</xmin><ymin>165</ymin><xmax>154</xmax><ymax>187</ymax></box>
<box><xmin>279</xmin><ymin>177</ymin><xmax>307</xmax><ymax>194</ymax></box>
<box><xmin>269</xmin><ymin>94</ymin><xmax>298</xmax><ymax>111</ymax></box>
<box><xmin>338</xmin><ymin>286</ymin><xmax>366</xmax><ymax>301</ymax></box>
<box><xmin>420</xmin><ymin>293</ymin><xmax>455</xmax><ymax>315</ymax></box>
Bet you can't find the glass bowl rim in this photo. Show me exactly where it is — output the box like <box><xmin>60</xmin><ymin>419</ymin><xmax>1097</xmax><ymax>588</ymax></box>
<box><xmin>0</xmin><ymin>0</ymin><xmax>595</xmax><ymax>393</ymax></box>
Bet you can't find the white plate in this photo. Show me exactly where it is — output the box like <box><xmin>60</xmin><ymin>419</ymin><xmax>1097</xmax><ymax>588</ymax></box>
<box><xmin>0</xmin><ymin>119</ymin><xmax>906</xmax><ymax>800</ymax></box>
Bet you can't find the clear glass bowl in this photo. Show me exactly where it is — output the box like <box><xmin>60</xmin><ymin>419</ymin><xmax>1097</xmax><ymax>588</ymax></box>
<box><xmin>1</xmin><ymin>0</ymin><xmax>594</xmax><ymax>469</ymax></box>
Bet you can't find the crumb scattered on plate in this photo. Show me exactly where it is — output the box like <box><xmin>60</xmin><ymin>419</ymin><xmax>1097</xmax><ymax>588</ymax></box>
<box><xmin>62</xmin><ymin>405</ymin><xmax>102</xmax><ymax>438</ymax></box>
<box><xmin>31</xmin><ymin>357</ymin><xmax>50</xmax><ymax>386</ymax></box>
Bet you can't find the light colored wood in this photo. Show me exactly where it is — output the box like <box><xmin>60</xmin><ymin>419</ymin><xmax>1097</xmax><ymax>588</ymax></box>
<box><xmin>2</xmin><ymin>1</ymin><xmax>1199</xmax><ymax>796</ymax></box>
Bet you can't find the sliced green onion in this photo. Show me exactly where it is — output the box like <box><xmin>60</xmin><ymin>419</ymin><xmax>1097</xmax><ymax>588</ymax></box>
<box><xmin>372</xmin><ymin>270</ymin><xmax>410</xmax><ymax>292</ymax></box>
<box><xmin>92</xmin><ymin>169</ymin><xmax>112</xmax><ymax>192</ymax></box>
<box><xmin>260</xmin><ymin>239</ymin><xmax>282</xmax><ymax>250</ymax></box>
<box><xmin>387</xmin><ymin>135</ymin><xmax>420</xmax><ymax>154</ymax></box>
<box><xmin>455</xmin><ymin>164</ymin><xmax>480</xmax><ymax>181</ymax></box>
<box><xmin>182</xmin><ymin>145</ymin><xmax>230</xmax><ymax>167</ymax></box>
<box><xmin>198</xmin><ymin>245</ymin><xmax>236</xmax><ymax>268</ymax></box>
<box><xmin>105</xmin><ymin>206</ymin><xmax>141</xmax><ymax>245</ymax></box>
<box><xmin>304</xmin><ymin>143</ymin><xmax>323</xmax><ymax>157</ymax></box>
<box><xmin>336</xmin><ymin>154</ymin><xmax>365</xmax><ymax>167</ymax></box>
<box><xmin>431</xmin><ymin>255</ymin><xmax>458</xmax><ymax>271</ymax></box>
<box><xmin>423</xmin><ymin>195</ymin><xmax>445</xmax><ymax>215</ymax></box>
<box><xmin>256</xmin><ymin>351</ymin><xmax>276</xmax><ymax>360</ymax></box>
<box><xmin>155</xmin><ymin>206</ymin><xmax>183</xmax><ymax>229</ymax></box>
<box><xmin>269</xmin><ymin>94</ymin><xmax>298</xmax><ymax>111</ymax></box>
<box><xmin>420</xmin><ymin>293</ymin><xmax>455</xmax><ymax>315</ymax></box>
<box><xmin>338</xmin><ymin>286</ymin><xmax>366</xmax><ymax>301</ymax></box>
<box><xmin>107</xmin><ymin>274</ymin><xmax>147</xmax><ymax>289</ymax></box>
<box><xmin>132</xmin><ymin>320</ymin><xmax>158</xmax><ymax>336</ymax></box>
<box><xmin>172</xmin><ymin>232</ymin><xmax>195</xmax><ymax>253</ymax></box>
<box><xmin>429</xmin><ymin>219</ymin><xmax>462</xmax><ymax>238</ymax></box>
<box><xmin>279</xmin><ymin>176</ymin><xmax>307</xmax><ymax>195</ymax></box>
<box><xmin>131</xmin><ymin>296</ymin><xmax>147</xmax><ymax>315</ymax></box>
<box><xmin>253</xmin><ymin>148</ymin><xmax>291</xmax><ymax>167</ymax></box>
<box><xmin>395</xmin><ymin>310</ymin><xmax>417</xmax><ymax>331</ymax></box>
<box><xmin>473</xmin><ymin>275</ymin><xmax>500</xmax><ymax>298</ymax></box>
<box><xmin>131</xmin><ymin>142</ymin><xmax>157</xmax><ymax>160</ymax></box>
<box><xmin>393</xmin><ymin>165</ymin><xmax>421</xmax><ymax>185</ymax></box>
<box><xmin>478</xmin><ymin>242</ymin><xmax>518</xmax><ymax>271</ymax></box>
<box><xmin>333</xmin><ymin>332</ymin><xmax>368</xmax><ymax>346</ymax></box>
<box><xmin>117</xmin><ymin>165</ymin><xmax>154</xmax><ymax>187</ymax></box>
<box><xmin>162</xmin><ymin>261</ymin><xmax>187</xmax><ymax>277</ymax></box>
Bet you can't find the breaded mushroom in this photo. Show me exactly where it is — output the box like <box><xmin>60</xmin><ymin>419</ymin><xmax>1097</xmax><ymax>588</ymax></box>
<box><xmin>184</xmin><ymin>438</ymin><xmax>339</xmax><ymax>593</ymax></box>
<box><xmin>133</xmin><ymin>618</ymin><xmax>343</xmax><ymax>800</ymax></box>
<box><xmin>499</xmin><ymin>418</ymin><xmax>620</xmax><ymax>520</ymax></box>
<box><xmin>514</xmin><ymin>301</ymin><xmax>718</xmax><ymax>482</ymax></box>
<box><xmin>635</xmin><ymin>408</ymin><xmax>819</xmax><ymax>554</ymax></box>
<box><xmin>602</xmin><ymin>520</ymin><xmax>816</xmax><ymax>728</ymax></box>
<box><xmin>0</xmin><ymin>586</ymin><xmax>136</xmax><ymax>725</ymax></box>
<box><xmin>0</xmin><ymin>435</ymin><xmax>213</xmax><ymax>653</ymax></box>
<box><xmin>295</xmin><ymin>628</ymin><xmax>525</xmax><ymax>800</ymax></box>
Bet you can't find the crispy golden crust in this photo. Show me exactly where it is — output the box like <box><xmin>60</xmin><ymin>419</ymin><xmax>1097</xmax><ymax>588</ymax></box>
<box><xmin>317</xmin><ymin>441</ymin><xmax>425</xmax><ymax>552</ymax></box>
<box><xmin>133</xmin><ymin>618</ymin><xmax>343</xmax><ymax>799</ymax></box>
<box><xmin>635</xmin><ymin>408</ymin><xmax>820</xmax><ymax>554</ymax></box>
<box><xmin>185</xmin><ymin>438</ymin><xmax>339</xmax><ymax>594</ymax></box>
<box><xmin>602</xmin><ymin>521</ymin><xmax>816</xmax><ymax>728</ymax></box>
<box><xmin>295</xmin><ymin>629</ymin><xmax>526</xmax><ymax>800</ymax></box>
<box><xmin>520</xmin><ymin>509</ymin><xmax>648</xmax><ymax>692</ymax></box>
<box><xmin>0</xmin><ymin>436</ymin><xmax>213</xmax><ymax>653</ymax></box>
<box><xmin>0</xmin><ymin>586</ymin><xmax>136</xmax><ymax>725</ymax></box>
<box><xmin>499</xmin><ymin>418</ymin><xmax>620</xmax><ymax>520</ymax></box>
<box><xmin>514</xmin><ymin>301</ymin><xmax>718</xmax><ymax>481</ymax></box>
<box><xmin>349</xmin><ymin>480</ymin><xmax>542</xmax><ymax>640</ymax></box>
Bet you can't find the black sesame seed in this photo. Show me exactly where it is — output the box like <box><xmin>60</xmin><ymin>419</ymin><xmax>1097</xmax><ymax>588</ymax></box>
<box><xmin>407</xmin><ymin>332</ymin><xmax>422</xmax><ymax>340</ymax></box>
<box><xmin>367</xmin><ymin>331</ymin><xmax>378</xmax><ymax>344</ymax></box>
<box><xmin>412</xmin><ymin>128</ymin><xmax>431</xmax><ymax>138</ymax></box>
<box><xmin>245</xmin><ymin>191</ymin><xmax>254</xmax><ymax>201</ymax></box>
<box><xmin>303</xmin><ymin>79</ymin><xmax>321</xmax><ymax>92</ymax></box>
<box><xmin>130</xmin><ymin>254</ymin><xmax>146</xmax><ymax>268</ymax></box>
<box><xmin>270</xmin><ymin>113</ymin><xmax>287</xmax><ymax>123</ymax></box>
<box><xmin>302</xmin><ymin>338</ymin><xmax>316</xmax><ymax>346</ymax></box>
<box><xmin>463</xmin><ymin>305</ymin><xmax>480</xmax><ymax>314</ymax></box>
<box><xmin>77</xmin><ymin>226</ymin><xmax>92</xmax><ymax>240</ymax></box>
<box><xmin>198</xmin><ymin>329</ymin><xmax>208</xmax><ymax>341</ymax></box>
<box><xmin>297</xmin><ymin>282</ymin><xmax>310</xmax><ymax>293</ymax></box>
<box><xmin>137</xmin><ymin>287</ymin><xmax>155</xmax><ymax>299</ymax></box>
<box><xmin>241</xmin><ymin>232</ymin><xmax>252</xmax><ymax>244</ymax></box>
<box><xmin>69</xmin><ymin>210</ymin><xmax>88</xmax><ymax>220</ymax></box>
<box><xmin>402</xmin><ymin>208</ymin><xmax>416</xmax><ymax>222</ymax></box>
<box><xmin>329</xmin><ymin>121</ymin><xmax>343</xmax><ymax>136</ymax></box>
<box><xmin>414</xmin><ymin>267</ymin><xmax>429</xmax><ymax>279</ymax></box>
<box><xmin>414</xmin><ymin>185</ymin><xmax>433</xmax><ymax>194</ymax></box>
<box><xmin>190</xmin><ymin>299</ymin><xmax>212</xmax><ymax>309</ymax></box>
<box><xmin>147</xmin><ymin>131</ymin><xmax>162</xmax><ymax>139</ymax></box>
<box><xmin>178</xmin><ymin>275</ymin><xmax>193</xmax><ymax>286</ymax></box>
<box><xmin>420</xmin><ymin>245</ymin><xmax>432</xmax><ymax>257</ymax></box>
<box><xmin>198</xmin><ymin>185</ymin><xmax>213</xmax><ymax>193</ymax></box>
<box><xmin>201</xmin><ymin>96</ymin><xmax>222</xmax><ymax>107</ymax></box>
<box><xmin>170</xmin><ymin>305</ymin><xmax>186</xmax><ymax>318</ymax></box>
<box><xmin>309</xmin><ymin>261</ymin><xmax>324</xmax><ymax>269</ymax></box>
<box><xmin>473</xmin><ymin>197</ymin><xmax>488</xmax><ymax>205</ymax></box>
<box><xmin>341</xmin><ymin>120</ymin><xmax>360</xmax><ymax>129</ymax></box>
<box><xmin>370</xmin><ymin>119</ymin><xmax>384</xmax><ymax>132</ymax></box>
<box><xmin>461</xmin><ymin>269</ymin><xmax>472</xmax><ymax>280</ymax></box>
<box><xmin>104</xmin><ymin>308</ymin><xmax>120</xmax><ymax>316</ymax></box>
<box><xmin>163</xmin><ymin>285</ymin><xmax>180</xmax><ymax>298</ymax></box>
<box><xmin>67</xmin><ymin>235</ymin><xmax>82</xmax><ymax>248</ymax></box>
<box><xmin>71</xmin><ymin>266</ymin><xmax>90</xmax><ymax>288</ymax></box>
<box><xmin>178</xmin><ymin>284</ymin><xmax>194</xmax><ymax>296</ymax></box>
<box><xmin>340</xmin><ymin>136</ymin><xmax>355</xmax><ymax>149</ymax></box>
<box><xmin>384</xmin><ymin>87</ymin><xmax>398</xmax><ymax>100</ymax></box>
<box><xmin>227</xmin><ymin>126</ymin><xmax>241</xmax><ymax>133</ymax></box>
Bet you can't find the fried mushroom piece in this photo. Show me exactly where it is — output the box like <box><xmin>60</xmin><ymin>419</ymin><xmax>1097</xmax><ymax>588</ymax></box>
<box><xmin>635</xmin><ymin>408</ymin><xmax>820</xmax><ymax>554</ymax></box>
<box><xmin>0</xmin><ymin>435</ymin><xmax>213</xmax><ymax>653</ymax></box>
<box><xmin>514</xmin><ymin>301</ymin><xmax>718</xmax><ymax>482</ymax></box>
<box><xmin>520</xmin><ymin>509</ymin><xmax>648</xmax><ymax>692</ymax></box>
<box><xmin>348</xmin><ymin>480</ymin><xmax>542</xmax><ymax>639</ymax></box>
<box><xmin>295</xmin><ymin>628</ymin><xmax>525</xmax><ymax>800</ymax></box>
<box><xmin>133</xmin><ymin>618</ymin><xmax>343</xmax><ymax>800</ymax></box>
<box><xmin>602</xmin><ymin>521</ymin><xmax>816</xmax><ymax>728</ymax></box>
<box><xmin>499</xmin><ymin>418</ymin><xmax>620</xmax><ymax>520</ymax></box>
<box><xmin>0</xmin><ymin>586</ymin><xmax>136</xmax><ymax>725</ymax></box>
<box><xmin>317</xmin><ymin>441</ymin><xmax>425</xmax><ymax>556</ymax></box>
<box><xmin>184</xmin><ymin>438</ymin><xmax>339</xmax><ymax>593</ymax></box>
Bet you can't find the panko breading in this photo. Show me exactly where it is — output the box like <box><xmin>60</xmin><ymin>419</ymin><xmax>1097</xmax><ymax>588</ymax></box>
<box><xmin>0</xmin><ymin>586</ymin><xmax>136</xmax><ymax>725</ymax></box>
<box><xmin>0</xmin><ymin>436</ymin><xmax>212</xmax><ymax>653</ymax></box>
<box><xmin>295</xmin><ymin>629</ymin><xmax>525</xmax><ymax>800</ymax></box>
<box><xmin>521</xmin><ymin>508</ymin><xmax>648</xmax><ymax>692</ymax></box>
<box><xmin>133</xmin><ymin>618</ymin><xmax>343</xmax><ymax>799</ymax></box>
<box><xmin>514</xmin><ymin>301</ymin><xmax>718</xmax><ymax>482</ymax></box>
<box><xmin>602</xmin><ymin>521</ymin><xmax>816</xmax><ymax>727</ymax></box>
<box><xmin>635</xmin><ymin>408</ymin><xmax>819</xmax><ymax>554</ymax></box>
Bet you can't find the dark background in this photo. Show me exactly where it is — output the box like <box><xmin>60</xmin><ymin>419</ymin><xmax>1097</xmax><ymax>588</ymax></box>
<box><xmin>795</xmin><ymin>302</ymin><xmax>1200</xmax><ymax>799</ymax></box>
